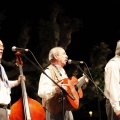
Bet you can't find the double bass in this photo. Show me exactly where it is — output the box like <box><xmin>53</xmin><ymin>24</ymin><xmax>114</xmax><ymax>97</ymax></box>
<box><xmin>9</xmin><ymin>51</ymin><xmax>45</xmax><ymax>120</ymax></box>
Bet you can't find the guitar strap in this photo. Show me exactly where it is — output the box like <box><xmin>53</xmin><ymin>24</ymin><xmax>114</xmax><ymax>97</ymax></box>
<box><xmin>47</xmin><ymin>64</ymin><xmax>63</xmax><ymax>82</ymax></box>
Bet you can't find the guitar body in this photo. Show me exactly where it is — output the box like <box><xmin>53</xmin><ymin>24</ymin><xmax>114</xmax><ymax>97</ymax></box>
<box><xmin>47</xmin><ymin>76</ymin><xmax>84</xmax><ymax>114</ymax></box>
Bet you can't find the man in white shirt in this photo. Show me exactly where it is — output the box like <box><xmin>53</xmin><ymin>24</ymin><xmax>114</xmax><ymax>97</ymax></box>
<box><xmin>0</xmin><ymin>40</ymin><xmax>25</xmax><ymax>120</ymax></box>
<box><xmin>104</xmin><ymin>40</ymin><xmax>120</xmax><ymax>120</ymax></box>
<box><xmin>38</xmin><ymin>47</ymin><xmax>84</xmax><ymax>120</ymax></box>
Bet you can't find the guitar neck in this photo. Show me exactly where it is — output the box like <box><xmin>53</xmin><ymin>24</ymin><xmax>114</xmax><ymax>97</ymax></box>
<box><xmin>75</xmin><ymin>76</ymin><xmax>86</xmax><ymax>90</ymax></box>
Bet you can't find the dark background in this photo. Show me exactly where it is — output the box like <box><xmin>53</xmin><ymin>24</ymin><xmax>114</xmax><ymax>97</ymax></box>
<box><xmin>1</xmin><ymin>1</ymin><xmax>120</xmax><ymax>61</ymax></box>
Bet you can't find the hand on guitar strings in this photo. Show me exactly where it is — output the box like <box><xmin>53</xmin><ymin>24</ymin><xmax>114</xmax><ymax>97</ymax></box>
<box><xmin>55</xmin><ymin>80</ymin><xmax>70</xmax><ymax>93</ymax></box>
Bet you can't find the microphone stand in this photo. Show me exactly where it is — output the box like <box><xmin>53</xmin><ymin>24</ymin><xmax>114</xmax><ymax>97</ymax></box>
<box><xmin>22</xmin><ymin>53</ymin><xmax>75</xmax><ymax>120</ymax></box>
<box><xmin>73</xmin><ymin>63</ymin><xmax>105</xmax><ymax>120</ymax></box>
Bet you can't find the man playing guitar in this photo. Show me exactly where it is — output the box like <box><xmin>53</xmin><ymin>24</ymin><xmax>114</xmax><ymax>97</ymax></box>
<box><xmin>38</xmin><ymin>47</ymin><xmax>88</xmax><ymax>120</ymax></box>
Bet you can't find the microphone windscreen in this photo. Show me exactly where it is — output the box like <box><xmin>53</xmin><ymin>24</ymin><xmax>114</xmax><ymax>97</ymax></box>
<box><xmin>68</xmin><ymin>59</ymin><xmax>72</xmax><ymax>64</ymax></box>
<box><xmin>12</xmin><ymin>46</ymin><xmax>16</xmax><ymax>51</ymax></box>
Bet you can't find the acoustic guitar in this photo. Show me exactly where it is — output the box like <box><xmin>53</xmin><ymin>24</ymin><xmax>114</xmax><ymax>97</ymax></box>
<box><xmin>47</xmin><ymin>75</ymin><xmax>88</xmax><ymax>114</ymax></box>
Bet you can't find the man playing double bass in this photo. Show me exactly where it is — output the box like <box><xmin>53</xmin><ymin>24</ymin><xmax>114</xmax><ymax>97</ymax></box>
<box><xmin>38</xmin><ymin>47</ymin><xmax>88</xmax><ymax>120</ymax></box>
<box><xmin>0</xmin><ymin>40</ymin><xmax>25</xmax><ymax>120</ymax></box>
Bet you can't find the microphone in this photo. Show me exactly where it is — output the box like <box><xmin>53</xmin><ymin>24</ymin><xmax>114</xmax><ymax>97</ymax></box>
<box><xmin>68</xmin><ymin>59</ymin><xmax>84</xmax><ymax>64</ymax></box>
<box><xmin>12</xmin><ymin>46</ymin><xmax>29</xmax><ymax>52</ymax></box>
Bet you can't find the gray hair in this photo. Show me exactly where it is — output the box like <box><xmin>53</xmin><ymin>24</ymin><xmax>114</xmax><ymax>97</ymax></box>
<box><xmin>115</xmin><ymin>40</ymin><xmax>120</xmax><ymax>55</ymax></box>
<box><xmin>48</xmin><ymin>47</ymin><xmax>64</xmax><ymax>61</ymax></box>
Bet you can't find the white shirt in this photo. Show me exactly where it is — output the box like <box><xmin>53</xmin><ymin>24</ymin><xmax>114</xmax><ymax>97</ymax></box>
<box><xmin>104</xmin><ymin>55</ymin><xmax>120</xmax><ymax>113</ymax></box>
<box><xmin>0</xmin><ymin>64</ymin><xmax>19</xmax><ymax>105</ymax></box>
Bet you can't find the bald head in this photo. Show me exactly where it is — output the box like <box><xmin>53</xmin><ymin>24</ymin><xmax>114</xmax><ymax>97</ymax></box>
<box><xmin>0</xmin><ymin>40</ymin><xmax>3</xmax><ymax>45</ymax></box>
<box><xmin>115</xmin><ymin>40</ymin><xmax>120</xmax><ymax>55</ymax></box>
<box><xmin>0</xmin><ymin>40</ymin><xmax>4</xmax><ymax>59</ymax></box>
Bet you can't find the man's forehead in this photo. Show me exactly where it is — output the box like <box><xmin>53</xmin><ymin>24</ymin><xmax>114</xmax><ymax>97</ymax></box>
<box><xmin>59</xmin><ymin>48</ymin><xmax>65</xmax><ymax>52</ymax></box>
<box><xmin>58</xmin><ymin>49</ymin><xmax>66</xmax><ymax>55</ymax></box>
<box><xmin>0</xmin><ymin>40</ymin><xmax>3</xmax><ymax>45</ymax></box>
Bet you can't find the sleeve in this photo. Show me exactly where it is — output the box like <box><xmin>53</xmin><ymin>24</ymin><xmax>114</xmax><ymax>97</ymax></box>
<box><xmin>8</xmin><ymin>80</ymin><xmax>19</xmax><ymax>88</ymax></box>
<box><xmin>1</xmin><ymin>65</ymin><xmax>19</xmax><ymax>88</ymax></box>
<box><xmin>38</xmin><ymin>69</ymin><xmax>57</xmax><ymax>100</ymax></box>
<box><xmin>105</xmin><ymin>61</ymin><xmax>120</xmax><ymax>112</ymax></box>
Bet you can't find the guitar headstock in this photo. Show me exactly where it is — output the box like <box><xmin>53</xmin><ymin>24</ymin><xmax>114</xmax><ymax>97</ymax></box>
<box><xmin>78</xmin><ymin>74</ymin><xmax>89</xmax><ymax>83</ymax></box>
